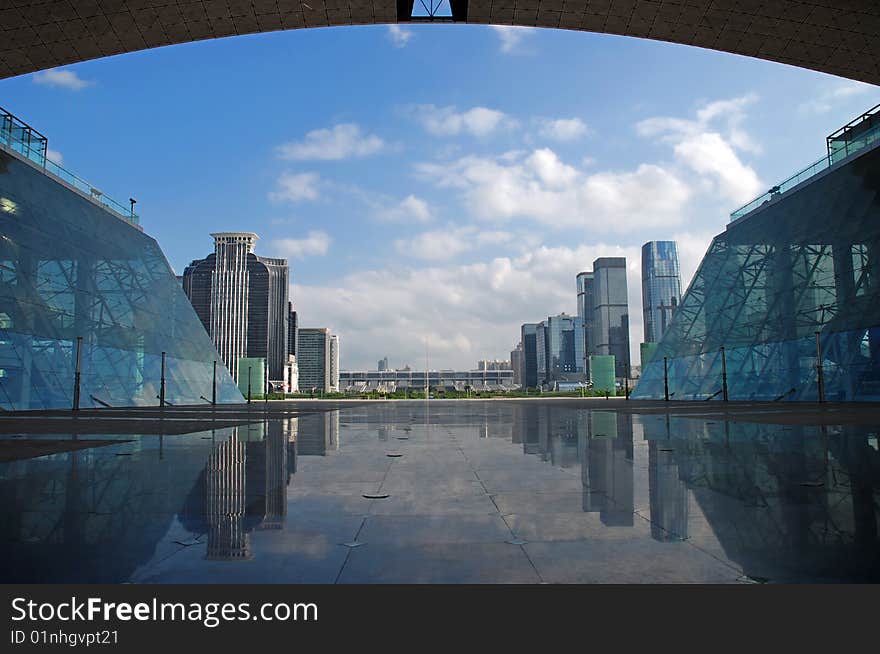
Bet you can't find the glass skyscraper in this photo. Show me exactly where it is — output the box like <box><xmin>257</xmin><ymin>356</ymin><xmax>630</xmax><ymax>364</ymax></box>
<box><xmin>520</xmin><ymin>323</ymin><xmax>539</xmax><ymax>389</ymax></box>
<box><xmin>635</xmin><ymin>105</ymin><xmax>880</xmax><ymax>402</ymax></box>
<box><xmin>0</xmin><ymin>106</ymin><xmax>242</xmax><ymax>410</ymax></box>
<box><xmin>592</xmin><ymin>257</ymin><xmax>631</xmax><ymax>378</ymax></box>
<box><xmin>641</xmin><ymin>241</ymin><xmax>682</xmax><ymax>345</ymax></box>
<box><xmin>534</xmin><ymin>314</ymin><xmax>585</xmax><ymax>386</ymax></box>
<box><xmin>576</xmin><ymin>271</ymin><xmax>594</xmax><ymax>375</ymax></box>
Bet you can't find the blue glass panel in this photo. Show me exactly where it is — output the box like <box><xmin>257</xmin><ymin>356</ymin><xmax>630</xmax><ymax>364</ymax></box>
<box><xmin>0</xmin><ymin>148</ymin><xmax>243</xmax><ymax>409</ymax></box>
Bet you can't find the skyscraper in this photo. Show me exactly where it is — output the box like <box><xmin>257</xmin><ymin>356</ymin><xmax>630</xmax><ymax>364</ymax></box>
<box><xmin>535</xmin><ymin>314</ymin><xmax>585</xmax><ymax>386</ymax></box>
<box><xmin>641</xmin><ymin>241</ymin><xmax>682</xmax><ymax>344</ymax></box>
<box><xmin>329</xmin><ymin>334</ymin><xmax>340</xmax><ymax>392</ymax></box>
<box><xmin>576</xmin><ymin>271</ymin><xmax>595</xmax><ymax>374</ymax></box>
<box><xmin>288</xmin><ymin>301</ymin><xmax>298</xmax><ymax>358</ymax></box>
<box><xmin>510</xmin><ymin>343</ymin><xmax>523</xmax><ymax>386</ymax></box>
<box><xmin>520</xmin><ymin>324</ymin><xmax>539</xmax><ymax>389</ymax></box>
<box><xmin>592</xmin><ymin>257</ymin><xmax>631</xmax><ymax>378</ymax></box>
<box><xmin>297</xmin><ymin>327</ymin><xmax>333</xmax><ymax>393</ymax></box>
<box><xmin>182</xmin><ymin>233</ymin><xmax>289</xmax><ymax>385</ymax></box>
<box><xmin>378</xmin><ymin>356</ymin><xmax>389</xmax><ymax>371</ymax></box>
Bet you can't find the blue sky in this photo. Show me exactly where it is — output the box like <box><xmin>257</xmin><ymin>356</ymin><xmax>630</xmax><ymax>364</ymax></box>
<box><xmin>2</xmin><ymin>24</ymin><xmax>878</xmax><ymax>370</ymax></box>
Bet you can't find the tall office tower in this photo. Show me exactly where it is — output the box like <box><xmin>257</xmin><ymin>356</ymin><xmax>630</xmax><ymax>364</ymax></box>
<box><xmin>0</xmin><ymin>105</ymin><xmax>243</xmax><ymax>409</ymax></box>
<box><xmin>298</xmin><ymin>328</ymin><xmax>333</xmax><ymax>392</ymax></box>
<box><xmin>641</xmin><ymin>241</ymin><xmax>682</xmax><ymax>344</ymax></box>
<box><xmin>592</xmin><ymin>257</ymin><xmax>631</xmax><ymax>378</ymax></box>
<box><xmin>536</xmin><ymin>314</ymin><xmax>585</xmax><ymax>385</ymax></box>
<box><xmin>378</xmin><ymin>356</ymin><xmax>389</xmax><ymax>371</ymax></box>
<box><xmin>576</xmin><ymin>271</ymin><xmax>595</xmax><ymax>375</ymax></box>
<box><xmin>182</xmin><ymin>233</ymin><xmax>289</xmax><ymax>384</ymax></box>
<box><xmin>288</xmin><ymin>302</ymin><xmax>298</xmax><ymax>358</ymax></box>
<box><xmin>510</xmin><ymin>343</ymin><xmax>523</xmax><ymax>386</ymax></box>
<box><xmin>520</xmin><ymin>324</ymin><xmax>539</xmax><ymax>388</ymax></box>
<box><xmin>329</xmin><ymin>334</ymin><xmax>340</xmax><ymax>392</ymax></box>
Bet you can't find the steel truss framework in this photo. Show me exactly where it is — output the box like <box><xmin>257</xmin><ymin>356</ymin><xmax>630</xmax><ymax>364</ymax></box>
<box><xmin>634</xmin><ymin>144</ymin><xmax>880</xmax><ymax>402</ymax></box>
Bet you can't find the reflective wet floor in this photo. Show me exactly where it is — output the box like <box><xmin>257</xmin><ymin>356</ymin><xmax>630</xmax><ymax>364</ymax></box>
<box><xmin>1</xmin><ymin>401</ymin><xmax>878</xmax><ymax>583</ymax></box>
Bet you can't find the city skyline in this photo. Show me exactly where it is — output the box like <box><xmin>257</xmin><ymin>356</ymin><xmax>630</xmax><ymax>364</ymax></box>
<box><xmin>4</xmin><ymin>25</ymin><xmax>879</xmax><ymax>370</ymax></box>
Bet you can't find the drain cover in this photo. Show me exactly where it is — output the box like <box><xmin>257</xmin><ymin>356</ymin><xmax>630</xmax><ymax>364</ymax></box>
<box><xmin>341</xmin><ymin>542</ymin><xmax>364</xmax><ymax>548</ymax></box>
<box><xmin>362</xmin><ymin>493</ymin><xmax>390</xmax><ymax>499</ymax></box>
<box><xmin>799</xmin><ymin>480</ymin><xmax>824</xmax><ymax>487</ymax></box>
<box><xmin>505</xmin><ymin>538</ymin><xmax>528</xmax><ymax>546</ymax></box>
<box><xmin>386</xmin><ymin>452</ymin><xmax>403</xmax><ymax>458</ymax></box>
<box><xmin>396</xmin><ymin>437</ymin><xmax>409</xmax><ymax>440</ymax></box>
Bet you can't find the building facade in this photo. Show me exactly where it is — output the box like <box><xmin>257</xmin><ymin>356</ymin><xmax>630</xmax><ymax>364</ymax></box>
<box><xmin>297</xmin><ymin>327</ymin><xmax>332</xmax><ymax>393</ymax></box>
<box><xmin>533</xmin><ymin>314</ymin><xmax>585</xmax><ymax>387</ymax></box>
<box><xmin>520</xmin><ymin>323</ymin><xmax>539</xmax><ymax>389</ymax></box>
<box><xmin>329</xmin><ymin>334</ymin><xmax>339</xmax><ymax>392</ymax></box>
<box><xmin>510</xmin><ymin>343</ymin><xmax>523</xmax><ymax>387</ymax></box>
<box><xmin>182</xmin><ymin>233</ymin><xmax>289</xmax><ymax>387</ymax></box>
<box><xmin>641</xmin><ymin>241</ymin><xmax>682</xmax><ymax>344</ymax></box>
<box><xmin>576</xmin><ymin>271</ymin><xmax>595</xmax><ymax>376</ymax></box>
<box><xmin>0</xmin><ymin>106</ymin><xmax>242</xmax><ymax>409</ymax></box>
<box><xmin>634</xmin><ymin>105</ymin><xmax>880</xmax><ymax>402</ymax></box>
<box><xmin>592</xmin><ymin>257</ymin><xmax>631</xmax><ymax>378</ymax></box>
<box><xmin>339</xmin><ymin>369</ymin><xmax>515</xmax><ymax>391</ymax></box>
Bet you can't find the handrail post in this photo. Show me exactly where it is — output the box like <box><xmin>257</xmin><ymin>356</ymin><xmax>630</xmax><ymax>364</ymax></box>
<box><xmin>211</xmin><ymin>360</ymin><xmax>217</xmax><ymax>407</ymax></box>
<box><xmin>72</xmin><ymin>336</ymin><xmax>82</xmax><ymax>412</ymax></box>
<box><xmin>159</xmin><ymin>351</ymin><xmax>166</xmax><ymax>408</ymax></box>
<box><xmin>721</xmin><ymin>346</ymin><xmax>729</xmax><ymax>402</ymax></box>
<box><xmin>663</xmin><ymin>356</ymin><xmax>669</xmax><ymax>402</ymax></box>
<box><xmin>816</xmin><ymin>331</ymin><xmax>825</xmax><ymax>403</ymax></box>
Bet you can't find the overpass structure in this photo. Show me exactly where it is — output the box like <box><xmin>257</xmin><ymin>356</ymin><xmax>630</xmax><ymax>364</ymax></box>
<box><xmin>0</xmin><ymin>1</ymin><xmax>879</xmax><ymax>83</ymax></box>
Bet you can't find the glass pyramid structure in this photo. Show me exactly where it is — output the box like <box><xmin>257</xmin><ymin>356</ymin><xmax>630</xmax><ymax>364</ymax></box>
<box><xmin>634</xmin><ymin>111</ymin><xmax>880</xmax><ymax>402</ymax></box>
<box><xmin>0</xmin><ymin>132</ymin><xmax>243</xmax><ymax>410</ymax></box>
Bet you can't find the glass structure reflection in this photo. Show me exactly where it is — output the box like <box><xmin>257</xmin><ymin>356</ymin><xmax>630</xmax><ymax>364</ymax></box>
<box><xmin>635</xmin><ymin>120</ymin><xmax>880</xmax><ymax>402</ymax></box>
<box><xmin>641</xmin><ymin>241</ymin><xmax>681</xmax><ymax>345</ymax></box>
<box><xmin>0</xmin><ymin>143</ymin><xmax>242</xmax><ymax>409</ymax></box>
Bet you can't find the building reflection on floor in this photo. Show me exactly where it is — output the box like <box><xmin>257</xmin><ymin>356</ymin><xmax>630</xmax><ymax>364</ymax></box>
<box><xmin>0</xmin><ymin>403</ymin><xmax>877</xmax><ymax>582</ymax></box>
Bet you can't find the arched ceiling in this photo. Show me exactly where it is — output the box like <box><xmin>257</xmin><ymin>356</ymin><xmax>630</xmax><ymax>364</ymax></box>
<box><xmin>0</xmin><ymin>1</ymin><xmax>878</xmax><ymax>84</ymax></box>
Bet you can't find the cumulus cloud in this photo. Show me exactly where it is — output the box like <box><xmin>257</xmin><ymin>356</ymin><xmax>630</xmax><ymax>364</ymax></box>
<box><xmin>539</xmin><ymin>117</ymin><xmax>589</xmax><ymax>141</ymax></box>
<box><xmin>271</xmin><ymin>231</ymin><xmax>331</xmax><ymax>259</ymax></box>
<box><xmin>46</xmin><ymin>149</ymin><xmax>63</xmax><ymax>165</ymax></box>
<box><xmin>387</xmin><ymin>25</ymin><xmax>413</xmax><ymax>48</ymax></box>
<box><xmin>33</xmin><ymin>68</ymin><xmax>92</xmax><ymax>90</ymax></box>
<box><xmin>376</xmin><ymin>194</ymin><xmax>433</xmax><ymax>223</ymax></box>
<box><xmin>269</xmin><ymin>172</ymin><xmax>321</xmax><ymax>203</ymax></box>
<box><xmin>394</xmin><ymin>225</ymin><xmax>512</xmax><ymax>260</ymax></box>
<box><xmin>637</xmin><ymin>94</ymin><xmax>763</xmax><ymax>204</ymax></box>
<box><xmin>406</xmin><ymin>104</ymin><xmax>517</xmax><ymax>137</ymax></box>
<box><xmin>490</xmin><ymin>25</ymin><xmax>535</xmax><ymax>53</ymax></box>
<box><xmin>416</xmin><ymin>147</ymin><xmax>691</xmax><ymax>231</ymax></box>
<box><xmin>798</xmin><ymin>80</ymin><xmax>876</xmax><ymax>115</ymax></box>
<box><xmin>277</xmin><ymin>124</ymin><xmax>385</xmax><ymax>161</ymax></box>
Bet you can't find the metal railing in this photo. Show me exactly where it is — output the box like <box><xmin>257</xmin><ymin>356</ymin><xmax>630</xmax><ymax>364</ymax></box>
<box><xmin>730</xmin><ymin>118</ymin><xmax>880</xmax><ymax>222</ymax></box>
<box><xmin>0</xmin><ymin>109</ymin><xmax>140</xmax><ymax>227</ymax></box>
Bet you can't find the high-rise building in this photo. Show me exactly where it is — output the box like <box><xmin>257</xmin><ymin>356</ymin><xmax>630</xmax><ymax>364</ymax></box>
<box><xmin>0</xmin><ymin>105</ymin><xmax>242</xmax><ymax>410</ymax></box>
<box><xmin>329</xmin><ymin>334</ymin><xmax>339</xmax><ymax>392</ymax></box>
<box><xmin>576</xmin><ymin>271</ymin><xmax>595</xmax><ymax>374</ymax></box>
<box><xmin>635</xmin><ymin>104</ymin><xmax>880</xmax><ymax>401</ymax></box>
<box><xmin>378</xmin><ymin>356</ymin><xmax>389</xmax><ymax>371</ymax></box>
<box><xmin>592</xmin><ymin>257</ymin><xmax>630</xmax><ymax>378</ymax></box>
<box><xmin>297</xmin><ymin>328</ymin><xmax>333</xmax><ymax>393</ymax></box>
<box><xmin>510</xmin><ymin>343</ymin><xmax>523</xmax><ymax>386</ymax></box>
<box><xmin>520</xmin><ymin>323</ymin><xmax>539</xmax><ymax>389</ymax></box>
<box><xmin>641</xmin><ymin>241</ymin><xmax>682</xmax><ymax>344</ymax></box>
<box><xmin>288</xmin><ymin>302</ymin><xmax>297</xmax><ymax>358</ymax></box>
<box><xmin>535</xmin><ymin>314</ymin><xmax>585</xmax><ymax>386</ymax></box>
<box><xmin>182</xmin><ymin>233</ymin><xmax>289</xmax><ymax>386</ymax></box>
<box><xmin>477</xmin><ymin>359</ymin><xmax>511</xmax><ymax>371</ymax></box>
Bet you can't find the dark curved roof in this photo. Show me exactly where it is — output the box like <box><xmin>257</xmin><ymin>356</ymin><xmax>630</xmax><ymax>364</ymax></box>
<box><xmin>1</xmin><ymin>1</ymin><xmax>878</xmax><ymax>83</ymax></box>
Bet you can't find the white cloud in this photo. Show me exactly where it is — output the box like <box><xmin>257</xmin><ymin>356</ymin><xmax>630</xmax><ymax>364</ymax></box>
<box><xmin>33</xmin><ymin>68</ymin><xmax>92</xmax><ymax>90</ymax></box>
<box><xmin>539</xmin><ymin>117</ymin><xmax>589</xmax><ymax>141</ymax></box>
<box><xmin>490</xmin><ymin>25</ymin><xmax>535</xmax><ymax>53</ymax></box>
<box><xmin>387</xmin><ymin>25</ymin><xmax>413</xmax><ymax>48</ymax></box>
<box><xmin>271</xmin><ymin>231</ymin><xmax>331</xmax><ymax>259</ymax></box>
<box><xmin>46</xmin><ymin>149</ymin><xmax>63</xmax><ymax>165</ymax></box>
<box><xmin>377</xmin><ymin>194</ymin><xmax>433</xmax><ymax>223</ymax></box>
<box><xmin>636</xmin><ymin>94</ymin><xmax>763</xmax><ymax>204</ymax></box>
<box><xmin>277</xmin><ymin>124</ymin><xmax>385</xmax><ymax>161</ymax></box>
<box><xmin>269</xmin><ymin>172</ymin><xmax>321</xmax><ymax>203</ymax></box>
<box><xmin>407</xmin><ymin>104</ymin><xmax>517</xmax><ymax>138</ymax></box>
<box><xmin>416</xmin><ymin>147</ymin><xmax>691</xmax><ymax>231</ymax></box>
<box><xmin>798</xmin><ymin>80</ymin><xmax>875</xmax><ymax>115</ymax></box>
<box><xmin>394</xmin><ymin>225</ymin><xmax>512</xmax><ymax>260</ymax></box>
